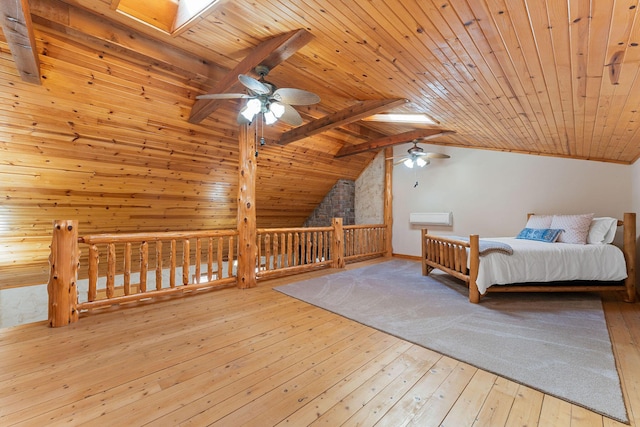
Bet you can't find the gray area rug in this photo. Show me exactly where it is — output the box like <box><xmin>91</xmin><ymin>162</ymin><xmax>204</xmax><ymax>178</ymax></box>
<box><xmin>275</xmin><ymin>259</ymin><xmax>628</xmax><ymax>423</ymax></box>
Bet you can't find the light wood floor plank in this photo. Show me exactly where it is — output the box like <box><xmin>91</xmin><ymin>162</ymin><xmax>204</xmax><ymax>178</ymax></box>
<box><xmin>439</xmin><ymin>369</ymin><xmax>497</xmax><ymax>427</ymax></box>
<box><xmin>504</xmin><ymin>385</ymin><xmax>543</xmax><ymax>427</ymax></box>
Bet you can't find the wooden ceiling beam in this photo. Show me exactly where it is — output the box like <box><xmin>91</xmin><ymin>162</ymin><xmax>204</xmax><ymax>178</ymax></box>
<box><xmin>334</xmin><ymin>129</ymin><xmax>454</xmax><ymax>158</ymax></box>
<box><xmin>188</xmin><ymin>29</ymin><xmax>314</xmax><ymax>124</ymax></box>
<box><xmin>278</xmin><ymin>98</ymin><xmax>409</xmax><ymax>145</ymax></box>
<box><xmin>0</xmin><ymin>0</ymin><xmax>41</xmax><ymax>84</ymax></box>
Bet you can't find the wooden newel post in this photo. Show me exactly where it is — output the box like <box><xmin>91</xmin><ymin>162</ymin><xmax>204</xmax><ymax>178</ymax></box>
<box><xmin>332</xmin><ymin>217</ymin><xmax>345</xmax><ymax>269</ymax></box>
<box><xmin>48</xmin><ymin>220</ymin><xmax>79</xmax><ymax>327</ymax></box>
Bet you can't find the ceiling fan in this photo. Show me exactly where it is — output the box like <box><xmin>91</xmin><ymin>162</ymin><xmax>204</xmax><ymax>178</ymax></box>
<box><xmin>389</xmin><ymin>140</ymin><xmax>450</xmax><ymax>168</ymax></box>
<box><xmin>196</xmin><ymin>65</ymin><xmax>320</xmax><ymax>126</ymax></box>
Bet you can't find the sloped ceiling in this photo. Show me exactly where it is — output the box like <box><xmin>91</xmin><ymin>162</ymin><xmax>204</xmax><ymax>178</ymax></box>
<box><xmin>2</xmin><ymin>0</ymin><xmax>640</xmax><ymax>287</ymax></box>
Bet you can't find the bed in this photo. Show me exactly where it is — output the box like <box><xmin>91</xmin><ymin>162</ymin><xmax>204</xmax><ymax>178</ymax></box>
<box><xmin>421</xmin><ymin>212</ymin><xmax>637</xmax><ymax>303</ymax></box>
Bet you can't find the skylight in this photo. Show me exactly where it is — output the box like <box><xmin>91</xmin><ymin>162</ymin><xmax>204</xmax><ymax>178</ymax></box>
<box><xmin>113</xmin><ymin>0</ymin><xmax>220</xmax><ymax>35</ymax></box>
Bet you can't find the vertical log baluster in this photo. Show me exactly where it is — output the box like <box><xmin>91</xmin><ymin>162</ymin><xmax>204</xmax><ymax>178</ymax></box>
<box><xmin>107</xmin><ymin>243</ymin><xmax>116</xmax><ymax>299</ymax></box>
<box><xmin>124</xmin><ymin>242</ymin><xmax>131</xmax><ymax>295</ymax></box>
<box><xmin>273</xmin><ymin>233</ymin><xmax>279</xmax><ymax>269</ymax></box>
<box><xmin>227</xmin><ymin>236</ymin><xmax>234</xmax><ymax>277</ymax></box>
<box><xmin>140</xmin><ymin>241</ymin><xmax>148</xmax><ymax>293</ymax></box>
<box><xmin>182</xmin><ymin>239</ymin><xmax>190</xmax><ymax>285</ymax></box>
<box><xmin>264</xmin><ymin>234</ymin><xmax>271</xmax><ymax>270</ymax></box>
<box><xmin>170</xmin><ymin>239</ymin><xmax>176</xmax><ymax>288</ymax></box>
<box><xmin>195</xmin><ymin>238</ymin><xmax>202</xmax><ymax>284</ymax></box>
<box><xmin>217</xmin><ymin>237</ymin><xmax>224</xmax><ymax>279</ymax></box>
<box><xmin>306</xmin><ymin>232</ymin><xmax>312</xmax><ymax>264</ymax></box>
<box><xmin>207</xmin><ymin>237</ymin><xmax>213</xmax><ymax>281</ymax></box>
<box><xmin>88</xmin><ymin>244</ymin><xmax>99</xmax><ymax>302</ymax></box>
<box><xmin>287</xmin><ymin>233</ymin><xmax>293</xmax><ymax>267</ymax></box>
<box><xmin>156</xmin><ymin>240</ymin><xmax>163</xmax><ymax>290</ymax></box>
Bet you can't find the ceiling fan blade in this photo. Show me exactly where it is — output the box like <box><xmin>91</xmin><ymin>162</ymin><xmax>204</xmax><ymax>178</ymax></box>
<box><xmin>196</xmin><ymin>93</ymin><xmax>252</xmax><ymax>100</ymax></box>
<box><xmin>278</xmin><ymin>104</ymin><xmax>303</xmax><ymax>126</ymax></box>
<box><xmin>272</xmin><ymin>88</ymin><xmax>320</xmax><ymax>105</ymax></box>
<box><xmin>238</xmin><ymin>74</ymin><xmax>271</xmax><ymax>95</ymax></box>
<box><xmin>424</xmin><ymin>152</ymin><xmax>450</xmax><ymax>159</ymax></box>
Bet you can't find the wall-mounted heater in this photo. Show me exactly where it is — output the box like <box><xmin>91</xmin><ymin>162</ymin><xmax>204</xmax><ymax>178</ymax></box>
<box><xmin>409</xmin><ymin>212</ymin><xmax>453</xmax><ymax>226</ymax></box>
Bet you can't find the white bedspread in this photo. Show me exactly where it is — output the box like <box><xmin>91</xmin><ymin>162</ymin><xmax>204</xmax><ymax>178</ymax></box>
<box><xmin>474</xmin><ymin>238</ymin><xmax>628</xmax><ymax>294</ymax></box>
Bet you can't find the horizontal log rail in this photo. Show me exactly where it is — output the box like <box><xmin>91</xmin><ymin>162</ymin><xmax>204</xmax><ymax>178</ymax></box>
<box><xmin>48</xmin><ymin>218</ymin><xmax>388</xmax><ymax>326</ymax></box>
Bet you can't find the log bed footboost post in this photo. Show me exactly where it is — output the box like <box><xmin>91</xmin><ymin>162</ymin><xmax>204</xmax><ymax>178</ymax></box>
<box><xmin>422</xmin><ymin>213</ymin><xmax>637</xmax><ymax>304</ymax></box>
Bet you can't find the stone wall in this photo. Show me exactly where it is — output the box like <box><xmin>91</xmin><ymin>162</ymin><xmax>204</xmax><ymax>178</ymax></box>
<box><xmin>355</xmin><ymin>151</ymin><xmax>384</xmax><ymax>224</ymax></box>
<box><xmin>303</xmin><ymin>179</ymin><xmax>355</xmax><ymax>226</ymax></box>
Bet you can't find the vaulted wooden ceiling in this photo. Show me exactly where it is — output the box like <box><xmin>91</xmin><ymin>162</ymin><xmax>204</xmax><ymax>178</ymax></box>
<box><xmin>2</xmin><ymin>0</ymin><xmax>640</xmax><ymax>287</ymax></box>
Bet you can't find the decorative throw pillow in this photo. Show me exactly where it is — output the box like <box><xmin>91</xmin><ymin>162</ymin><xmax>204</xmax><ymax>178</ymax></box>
<box><xmin>525</xmin><ymin>214</ymin><xmax>553</xmax><ymax>229</ymax></box>
<box><xmin>516</xmin><ymin>228</ymin><xmax>563</xmax><ymax>243</ymax></box>
<box><xmin>550</xmin><ymin>213</ymin><xmax>594</xmax><ymax>244</ymax></box>
<box><xmin>587</xmin><ymin>217</ymin><xmax>618</xmax><ymax>244</ymax></box>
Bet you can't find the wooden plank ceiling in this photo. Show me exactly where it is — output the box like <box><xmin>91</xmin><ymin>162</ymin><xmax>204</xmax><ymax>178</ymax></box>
<box><xmin>1</xmin><ymin>0</ymin><xmax>640</xmax><ymax>287</ymax></box>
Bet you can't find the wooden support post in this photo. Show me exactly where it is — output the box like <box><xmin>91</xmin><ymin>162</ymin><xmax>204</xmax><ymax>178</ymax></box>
<box><xmin>237</xmin><ymin>121</ymin><xmax>257</xmax><ymax>288</ymax></box>
<box><xmin>384</xmin><ymin>147</ymin><xmax>393</xmax><ymax>257</ymax></box>
<box><xmin>332</xmin><ymin>217</ymin><xmax>345</xmax><ymax>269</ymax></box>
<box><xmin>48</xmin><ymin>220</ymin><xmax>79</xmax><ymax>327</ymax></box>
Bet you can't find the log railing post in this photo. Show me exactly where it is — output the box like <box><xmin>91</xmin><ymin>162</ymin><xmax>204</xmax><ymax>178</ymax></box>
<box><xmin>48</xmin><ymin>220</ymin><xmax>79</xmax><ymax>327</ymax></box>
<box><xmin>332</xmin><ymin>217</ymin><xmax>345</xmax><ymax>269</ymax></box>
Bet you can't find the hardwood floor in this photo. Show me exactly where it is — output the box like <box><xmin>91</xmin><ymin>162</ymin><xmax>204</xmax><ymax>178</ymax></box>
<box><xmin>1</xmin><ymin>258</ymin><xmax>639</xmax><ymax>426</ymax></box>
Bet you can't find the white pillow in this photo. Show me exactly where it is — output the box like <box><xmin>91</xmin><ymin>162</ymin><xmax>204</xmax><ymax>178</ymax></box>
<box><xmin>550</xmin><ymin>213</ymin><xmax>594</xmax><ymax>244</ymax></box>
<box><xmin>525</xmin><ymin>214</ymin><xmax>553</xmax><ymax>229</ymax></box>
<box><xmin>587</xmin><ymin>217</ymin><xmax>618</xmax><ymax>244</ymax></box>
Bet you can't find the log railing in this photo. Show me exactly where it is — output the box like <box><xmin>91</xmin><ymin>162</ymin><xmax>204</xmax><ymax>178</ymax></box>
<box><xmin>47</xmin><ymin>222</ymin><xmax>239</xmax><ymax>326</ymax></box>
<box><xmin>256</xmin><ymin>221</ymin><xmax>387</xmax><ymax>279</ymax></box>
<box><xmin>344</xmin><ymin>224</ymin><xmax>387</xmax><ymax>262</ymax></box>
<box><xmin>48</xmin><ymin>219</ymin><xmax>387</xmax><ymax>327</ymax></box>
<box><xmin>256</xmin><ymin>225</ymin><xmax>335</xmax><ymax>279</ymax></box>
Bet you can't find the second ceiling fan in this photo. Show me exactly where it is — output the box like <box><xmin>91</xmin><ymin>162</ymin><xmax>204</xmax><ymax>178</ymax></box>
<box><xmin>196</xmin><ymin>65</ymin><xmax>320</xmax><ymax>126</ymax></box>
<box><xmin>389</xmin><ymin>139</ymin><xmax>450</xmax><ymax>168</ymax></box>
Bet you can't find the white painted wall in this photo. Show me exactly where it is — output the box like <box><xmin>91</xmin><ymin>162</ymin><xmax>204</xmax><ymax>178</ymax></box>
<box><xmin>392</xmin><ymin>144</ymin><xmax>633</xmax><ymax>256</ymax></box>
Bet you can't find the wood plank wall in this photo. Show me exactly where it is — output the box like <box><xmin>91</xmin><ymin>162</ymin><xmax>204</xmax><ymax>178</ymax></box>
<box><xmin>0</xmin><ymin>29</ymin><xmax>375</xmax><ymax>289</ymax></box>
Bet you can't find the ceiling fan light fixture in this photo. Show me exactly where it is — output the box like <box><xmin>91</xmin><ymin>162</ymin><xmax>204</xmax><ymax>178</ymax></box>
<box><xmin>264</xmin><ymin>110</ymin><xmax>278</xmax><ymax>125</ymax></box>
<box><xmin>403</xmin><ymin>158</ymin><xmax>414</xmax><ymax>168</ymax></box>
<box><xmin>240</xmin><ymin>98</ymin><xmax>262</xmax><ymax>122</ymax></box>
<box><xmin>363</xmin><ymin>113</ymin><xmax>437</xmax><ymax>125</ymax></box>
<box><xmin>269</xmin><ymin>102</ymin><xmax>286</xmax><ymax>118</ymax></box>
<box><xmin>416</xmin><ymin>157</ymin><xmax>428</xmax><ymax>167</ymax></box>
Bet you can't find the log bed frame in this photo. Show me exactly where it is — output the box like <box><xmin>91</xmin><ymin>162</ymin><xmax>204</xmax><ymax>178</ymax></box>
<box><xmin>421</xmin><ymin>212</ymin><xmax>637</xmax><ymax>303</ymax></box>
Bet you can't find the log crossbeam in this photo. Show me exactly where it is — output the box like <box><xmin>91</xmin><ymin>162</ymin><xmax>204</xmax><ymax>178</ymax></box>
<box><xmin>0</xmin><ymin>0</ymin><xmax>41</xmax><ymax>84</ymax></box>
